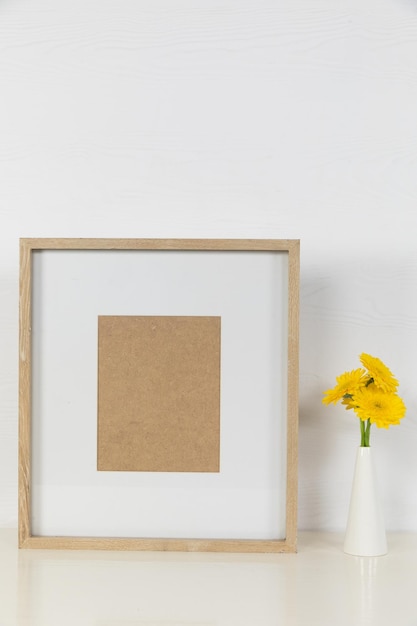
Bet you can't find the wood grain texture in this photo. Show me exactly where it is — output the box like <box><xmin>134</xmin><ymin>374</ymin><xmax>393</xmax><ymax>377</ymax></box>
<box><xmin>18</xmin><ymin>238</ymin><xmax>300</xmax><ymax>552</ymax></box>
<box><xmin>18</xmin><ymin>240</ymin><xmax>32</xmax><ymax>548</ymax></box>
<box><xmin>20</xmin><ymin>237</ymin><xmax>299</xmax><ymax>251</ymax></box>
<box><xmin>285</xmin><ymin>240</ymin><xmax>300</xmax><ymax>550</ymax></box>
<box><xmin>19</xmin><ymin>536</ymin><xmax>296</xmax><ymax>553</ymax></box>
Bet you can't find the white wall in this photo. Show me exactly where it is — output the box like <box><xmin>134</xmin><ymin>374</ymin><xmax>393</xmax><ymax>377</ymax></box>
<box><xmin>1</xmin><ymin>0</ymin><xmax>417</xmax><ymax>532</ymax></box>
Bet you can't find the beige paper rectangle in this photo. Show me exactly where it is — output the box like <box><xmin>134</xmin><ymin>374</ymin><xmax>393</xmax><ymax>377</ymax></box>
<box><xmin>97</xmin><ymin>315</ymin><xmax>221</xmax><ymax>473</ymax></box>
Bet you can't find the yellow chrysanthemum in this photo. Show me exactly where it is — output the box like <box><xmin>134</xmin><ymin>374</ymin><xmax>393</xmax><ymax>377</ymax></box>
<box><xmin>353</xmin><ymin>385</ymin><xmax>406</xmax><ymax>429</ymax></box>
<box><xmin>322</xmin><ymin>368</ymin><xmax>367</xmax><ymax>405</ymax></box>
<box><xmin>359</xmin><ymin>353</ymin><xmax>398</xmax><ymax>393</ymax></box>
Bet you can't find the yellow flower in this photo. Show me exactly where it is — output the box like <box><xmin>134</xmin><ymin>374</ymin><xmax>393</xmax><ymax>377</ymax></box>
<box><xmin>359</xmin><ymin>352</ymin><xmax>399</xmax><ymax>393</ymax></box>
<box><xmin>353</xmin><ymin>385</ymin><xmax>406</xmax><ymax>429</ymax></box>
<box><xmin>322</xmin><ymin>368</ymin><xmax>367</xmax><ymax>405</ymax></box>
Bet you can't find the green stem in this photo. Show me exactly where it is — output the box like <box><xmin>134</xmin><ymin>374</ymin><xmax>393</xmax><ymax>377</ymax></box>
<box><xmin>365</xmin><ymin>419</ymin><xmax>371</xmax><ymax>447</ymax></box>
<box><xmin>360</xmin><ymin>419</ymin><xmax>365</xmax><ymax>447</ymax></box>
<box><xmin>360</xmin><ymin>419</ymin><xmax>371</xmax><ymax>447</ymax></box>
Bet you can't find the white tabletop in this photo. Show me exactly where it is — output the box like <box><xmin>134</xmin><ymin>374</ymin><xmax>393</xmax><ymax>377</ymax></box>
<box><xmin>0</xmin><ymin>529</ymin><xmax>416</xmax><ymax>626</ymax></box>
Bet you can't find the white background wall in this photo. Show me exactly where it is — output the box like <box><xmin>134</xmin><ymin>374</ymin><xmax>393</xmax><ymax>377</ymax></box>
<box><xmin>1</xmin><ymin>0</ymin><xmax>417</xmax><ymax>532</ymax></box>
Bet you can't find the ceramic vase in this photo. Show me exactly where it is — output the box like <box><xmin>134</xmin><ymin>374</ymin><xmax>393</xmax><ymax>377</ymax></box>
<box><xmin>343</xmin><ymin>446</ymin><xmax>387</xmax><ymax>557</ymax></box>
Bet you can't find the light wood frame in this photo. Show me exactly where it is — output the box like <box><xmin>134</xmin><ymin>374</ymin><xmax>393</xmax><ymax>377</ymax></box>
<box><xmin>19</xmin><ymin>238</ymin><xmax>300</xmax><ymax>552</ymax></box>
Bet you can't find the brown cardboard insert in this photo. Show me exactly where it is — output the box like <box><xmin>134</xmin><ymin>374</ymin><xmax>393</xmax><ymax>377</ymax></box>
<box><xmin>97</xmin><ymin>315</ymin><xmax>221</xmax><ymax>473</ymax></box>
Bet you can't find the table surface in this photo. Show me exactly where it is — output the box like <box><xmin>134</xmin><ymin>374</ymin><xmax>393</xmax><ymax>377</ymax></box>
<box><xmin>1</xmin><ymin>529</ymin><xmax>416</xmax><ymax>626</ymax></box>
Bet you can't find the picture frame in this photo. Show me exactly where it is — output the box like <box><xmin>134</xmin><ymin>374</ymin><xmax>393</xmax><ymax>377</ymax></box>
<box><xmin>19</xmin><ymin>238</ymin><xmax>300</xmax><ymax>552</ymax></box>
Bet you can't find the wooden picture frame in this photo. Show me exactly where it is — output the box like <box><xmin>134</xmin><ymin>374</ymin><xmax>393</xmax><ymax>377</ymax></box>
<box><xmin>19</xmin><ymin>238</ymin><xmax>299</xmax><ymax>552</ymax></box>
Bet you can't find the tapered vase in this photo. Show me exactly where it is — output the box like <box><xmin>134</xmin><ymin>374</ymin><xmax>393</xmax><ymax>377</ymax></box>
<box><xmin>344</xmin><ymin>447</ymin><xmax>387</xmax><ymax>557</ymax></box>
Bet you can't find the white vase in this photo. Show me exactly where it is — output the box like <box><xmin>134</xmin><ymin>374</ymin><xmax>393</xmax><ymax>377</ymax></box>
<box><xmin>343</xmin><ymin>447</ymin><xmax>387</xmax><ymax>557</ymax></box>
